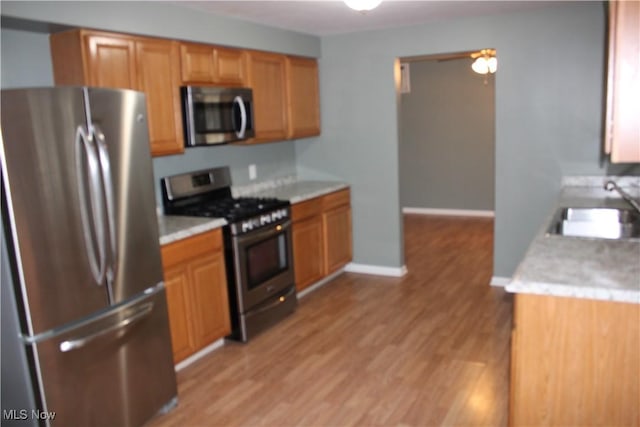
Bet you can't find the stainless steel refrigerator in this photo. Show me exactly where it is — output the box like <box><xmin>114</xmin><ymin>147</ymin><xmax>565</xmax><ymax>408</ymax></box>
<box><xmin>1</xmin><ymin>87</ymin><xmax>177</xmax><ymax>426</ymax></box>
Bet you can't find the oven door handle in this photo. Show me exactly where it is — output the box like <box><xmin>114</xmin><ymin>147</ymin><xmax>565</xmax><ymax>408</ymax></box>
<box><xmin>250</xmin><ymin>286</ymin><xmax>296</xmax><ymax>317</ymax></box>
<box><xmin>233</xmin><ymin>220</ymin><xmax>291</xmax><ymax>245</ymax></box>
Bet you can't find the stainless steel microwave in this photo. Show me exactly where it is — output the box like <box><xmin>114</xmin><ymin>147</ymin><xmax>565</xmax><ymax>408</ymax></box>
<box><xmin>181</xmin><ymin>86</ymin><xmax>255</xmax><ymax>146</ymax></box>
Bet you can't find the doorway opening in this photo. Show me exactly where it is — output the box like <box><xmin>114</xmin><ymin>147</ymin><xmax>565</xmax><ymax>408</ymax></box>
<box><xmin>397</xmin><ymin>50</ymin><xmax>497</xmax><ymax>282</ymax></box>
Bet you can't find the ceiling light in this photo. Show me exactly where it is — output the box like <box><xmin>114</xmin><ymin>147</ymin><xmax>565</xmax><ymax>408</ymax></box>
<box><xmin>471</xmin><ymin>49</ymin><xmax>497</xmax><ymax>75</ymax></box>
<box><xmin>344</xmin><ymin>0</ymin><xmax>382</xmax><ymax>12</ymax></box>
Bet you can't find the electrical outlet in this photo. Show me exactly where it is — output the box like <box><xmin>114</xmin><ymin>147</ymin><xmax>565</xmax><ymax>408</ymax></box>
<box><xmin>249</xmin><ymin>164</ymin><xmax>257</xmax><ymax>180</ymax></box>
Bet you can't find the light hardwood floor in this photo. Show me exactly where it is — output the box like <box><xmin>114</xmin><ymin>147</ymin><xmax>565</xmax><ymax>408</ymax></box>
<box><xmin>149</xmin><ymin>214</ymin><xmax>513</xmax><ymax>427</ymax></box>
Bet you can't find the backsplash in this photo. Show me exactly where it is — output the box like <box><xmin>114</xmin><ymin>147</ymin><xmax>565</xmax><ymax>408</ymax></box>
<box><xmin>562</xmin><ymin>175</ymin><xmax>640</xmax><ymax>187</ymax></box>
<box><xmin>152</xmin><ymin>141</ymin><xmax>297</xmax><ymax>208</ymax></box>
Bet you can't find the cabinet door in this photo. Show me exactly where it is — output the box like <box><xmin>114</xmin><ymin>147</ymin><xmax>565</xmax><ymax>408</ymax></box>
<box><xmin>189</xmin><ymin>252</ymin><xmax>231</xmax><ymax>348</ymax></box>
<box><xmin>286</xmin><ymin>57</ymin><xmax>320</xmax><ymax>138</ymax></box>
<box><xmin>85</xmin><ymin>34</ymin><xmax>137</xmax><ymax>89</ymax></box>
<box><xmin>606</xmin><ymin>0</ymin><xmax>640</xmax><ymax>163</ymax></box>
<box><xmin>135</xmin><ymin>39</ymin><xmax>184</xmax><ymax>156</ymax></box>
<box><xmin>323</xmin><ymin>205</ymin><xmax>352</xmax><ymax>275</ymax></box>
<box><xmin>292</xmin><ymin>216</ymin><xmax>325</xmax><ymax>292</ymax></box>
<box><xmin>215</xmin><ymin>47</ymin><xmax>247</xmax><ymax>86</ymax></box>
<box><xmin>164</xmin><ymin>265</ymin><xmax>196</xmax><ymax>363</ymax></box>
<box><xmin>248</xmin><ymin>51</ymin><xmax>288</xmax><ymax>142</ymax></box>
<box><xmin>180</xmin><ymin>43</ymin><xmax>216</xmax><ymax>84</ymax></box>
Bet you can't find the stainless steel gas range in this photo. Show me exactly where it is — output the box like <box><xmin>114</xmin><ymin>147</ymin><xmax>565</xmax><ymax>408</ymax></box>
<box><xmin>161</xmin><ymin>167</ymin><xmax>296</xmax><ymax>342</ymax></box>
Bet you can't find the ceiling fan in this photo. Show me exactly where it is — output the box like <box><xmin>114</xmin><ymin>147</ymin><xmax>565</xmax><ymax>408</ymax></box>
<box><xmin>436</xmin><ymin>49</ymin><xmax>498</xmax><ymax>74</ymax></box>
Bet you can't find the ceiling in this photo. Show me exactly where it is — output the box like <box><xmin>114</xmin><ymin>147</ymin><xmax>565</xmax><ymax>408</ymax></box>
<box><xmin>174</xmin><ymin>0</ymin><xmax>556</xmax><ymax>36</ymax></box>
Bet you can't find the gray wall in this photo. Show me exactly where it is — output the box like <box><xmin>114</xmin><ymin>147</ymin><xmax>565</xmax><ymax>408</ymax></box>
<box><xmin>296</xmin><ymin>1</ymin><xmax>609</xmax><ymax>276</ymax></box>
<box><xmin>399</xmin><ymin>59</ymin><xmax>495</xmax><ymax>211</ymax></box>
<box><xmin>153</xmin><ymin>143</ymin><xmax>297</xmax><ymax>204</ymax></box>
<box><xmin>1</xmin><ymin>28</ymin><xmax>53</xmax><ymax>88</ymax></box>
<box><xmin>1</xmin><ymin>2</ymin><xmax>317</xmax><ymax>206</ymax></box>
<box><xmin>1</xmin><ymin>1</ymin><xmax>320</xmax><ymax>57</ymax></box>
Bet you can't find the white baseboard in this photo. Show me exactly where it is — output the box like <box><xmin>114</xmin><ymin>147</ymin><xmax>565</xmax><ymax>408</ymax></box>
<box><xmin>344</xmin><ymin>263</ymin><xmax>408</xmax><ymax>277</ymax></box>
<box><xmin>297</xmin><ymin>268</ymin><xmax>345</xmax><ymax>299</ymax></box>
<box><xmin>490</xmin><ymin>276</ymin><xmax>511</xmax><ymax>287</ymax></box>
<box><xmin>403</xmin><ymin>207</ymin><xmax>494</xmax><ymax>218</ymax></box>
<box><xmin>175</xmin><ymin>338</ymin><xmax>224</xmax><ymax>372</ymax></box>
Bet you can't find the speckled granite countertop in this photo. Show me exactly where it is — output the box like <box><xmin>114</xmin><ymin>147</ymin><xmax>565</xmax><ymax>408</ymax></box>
<box><xmin>157</xmin><ymin>178</ymin><xmax>349</xmax><ymax>245</ymax></box>
<box><xmin>506</xmin><ymin>176</ymin><xmax>640</xmax><ymax>304</ymax></box>
<box><xmin>233</xmin><ymin>178</ymin><xmax>349</xmax><ymax>204</ymax></box>
<box><xmin>157</xmin><ymin>215</ymin><xmax>226</xmax><ymax>246</ymax></box>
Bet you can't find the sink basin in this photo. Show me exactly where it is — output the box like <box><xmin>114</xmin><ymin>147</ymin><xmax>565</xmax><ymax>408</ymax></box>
<box><xmin>547</xmin><ymin>207</ymin><xmax>640</xmax><ymax>240</ymax></box>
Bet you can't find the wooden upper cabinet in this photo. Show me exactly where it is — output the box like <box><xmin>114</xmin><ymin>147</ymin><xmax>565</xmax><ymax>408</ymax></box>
<box><xmin>215</xmin><ymin>47</ymin><xmax>247</xmax><ymax>86</ymax></box>
<box><xmin>180</xmin><ymin>43</ymin><xmax>216</xmax><ymax>83</ymax></box>
<box><xmin>85</xmin><ymin>35</ymin><xmax>137</xmax><ymax>89</ymax></box>
<box><xmin>180</xmin><ymin>42</ymin><xmax>247</xmax><ymax>86</ymax></box>
<box><xmin>286</xmin><ymin>56</ymin><xmax>320</xmax><ymax>139</ymax></box>
<box><xmin>605</xmin><ymin>0</ymin><xmax>640</xmax><ymax>163</ymax></box>
<box><xmin>135</xmin><ymin>39</ymin><xmax>184</xmax><ymax>156</ymax></box>
<box><xmin>50</xmin><ymin>29</ymin><xmax>184</xmax><ymax>157</ymax></box>
<box><xmin>247</xmin><ymin>51</ymin><xmax>289</xmax><ymax>142</ymax></box>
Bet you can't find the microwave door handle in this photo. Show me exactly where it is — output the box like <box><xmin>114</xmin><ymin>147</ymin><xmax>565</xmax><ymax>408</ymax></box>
<box><xmin>93</xmin><ymin>124</ymin><xmax>117</xmax><ymax>302</ymax></box>
<box><xmin>75</xmin><ymin>125</ymin><xmax>107</xmax><ymax>286</ymax></box>
<box><xmin>233</xmin><ymin>95</ymin><xmax>247</xmax><ymax>139</ymax></box>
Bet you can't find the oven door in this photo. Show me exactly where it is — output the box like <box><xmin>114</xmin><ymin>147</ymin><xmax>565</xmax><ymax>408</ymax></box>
<box><xmin>231</xmin><ymin>220</ymin><xmax>295</xmax><ymax>311</ymax></box>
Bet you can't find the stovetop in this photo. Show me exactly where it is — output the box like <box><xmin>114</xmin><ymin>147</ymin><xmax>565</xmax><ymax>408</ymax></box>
<box><xmin>161</xmin><ymin>167</ymin><xmax>291</xmax><ymax>235</ymax></box>
<box><xmin>178</xmin><ymin>196</ymin><xmax>290</xmax><ymax>222</ymax></box>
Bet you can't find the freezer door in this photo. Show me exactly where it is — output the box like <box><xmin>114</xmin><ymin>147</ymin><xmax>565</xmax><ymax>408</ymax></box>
<box><xmin>85</xmin><ymin>88</ymin><xmax>164</xmax><ymax>304</ymax></box>
<box><xmin>1</xmin><ymin>88</ymin><xmax>111</xmax><ymax>335</ymax></box>
<box><xmin>29</xmin><ymin>287</ymin><xmax>177</xmax><ymax>426</ymax></box>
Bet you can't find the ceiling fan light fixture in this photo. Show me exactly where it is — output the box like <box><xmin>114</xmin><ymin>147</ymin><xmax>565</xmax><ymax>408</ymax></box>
<box><xmin>472</xmin><ymin>57</ymin><xmax>489</xmax><ymax>74</ymax></box>
<box><xmin>487</xmin><ymin>56</ymin><xmax>497</xmax><ymax>73</ymax></box>
<box><xmin>471</xmin><ymin>50</ymin><xmax>497</xmax><ymax>75</ymax></box>
<box><xmin>344</xmin><ymin>0</ymin><xmax>383</xmax><ymax>12</ymax></box>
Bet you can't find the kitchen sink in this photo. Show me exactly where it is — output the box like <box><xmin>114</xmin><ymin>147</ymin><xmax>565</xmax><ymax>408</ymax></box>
<box><xmin>547</xmin><ymin>207</ymin><xmax>640</xmax><ymax>240</ymax></box>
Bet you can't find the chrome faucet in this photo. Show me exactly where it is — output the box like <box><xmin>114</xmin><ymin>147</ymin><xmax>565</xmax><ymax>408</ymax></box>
<box><xmin>604</xmin><ymin>180</ymin><xmax>640</xmax><ymax>214</ymax></box>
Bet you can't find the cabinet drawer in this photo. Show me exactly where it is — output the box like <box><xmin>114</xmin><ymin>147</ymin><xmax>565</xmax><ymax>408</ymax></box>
<box><xmin>161</xmin><ymin>229</ymin><xmax>222</xmax><ymax>268</ymax></box>
<box><xmin>323</xmin><ymin>189</ymin><xmax>350</xmax><ymax>211</ymax></box>
<box><xmin>292</xmin><ymin>197</ymin><xmax>323</xmax><ymax>222</ymax></box>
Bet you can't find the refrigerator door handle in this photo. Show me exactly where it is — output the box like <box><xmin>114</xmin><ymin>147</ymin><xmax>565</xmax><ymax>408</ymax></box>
<box><xmin>93</xmin><ymin>124</ymin><xmax>117</xmax><ymax>301</ymax></box>
<box><xmin>58</xmin><ymin>302</ymin><xmax>154</xmax><ymax>352</ymax></box>
<box><xmin>75</xmin><ymin>125</ymin><xmax>107</xmax><ymax>285</ymax></box>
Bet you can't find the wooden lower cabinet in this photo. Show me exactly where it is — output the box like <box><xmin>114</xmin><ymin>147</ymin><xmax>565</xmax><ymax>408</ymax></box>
<box><xmin>323</xmin><ymin>193</ymin><xmax>353</xmax><ymax>276</ymax></box>
<box><xmin>161</xmin><ymin>229</ymin><xmax>230</xmax><ymax>364</ymax></box>
<box><xmin>292</xmin><ymin>215</ymin><xmax>325</xmax><ymax>291</ymax></box>
<box><xmin>163</xmin><ymin>265</ymin><xmax>195</xmax><ymax>362</ymax></box>
<box><xmin>510</xmin><ymin>293</ymin><xmax>639</xmax><ymax>426</ymax></box>
<box><xmin>292</xmin><ymin>188</ymin><xmax>352</xmax><ymax>292</ymax></box>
